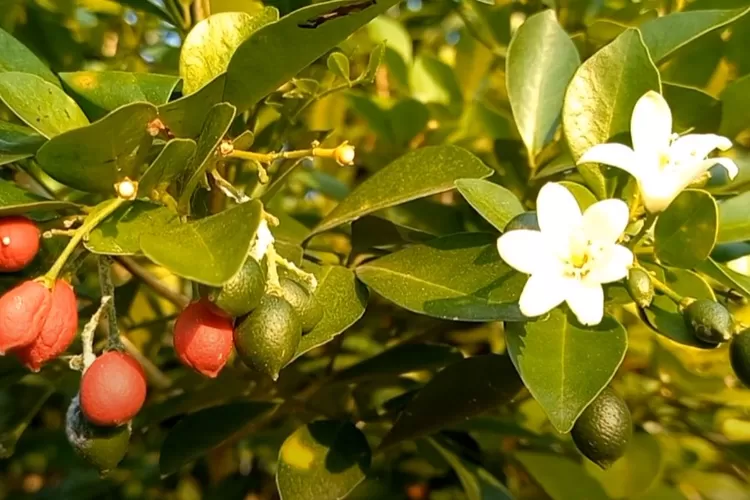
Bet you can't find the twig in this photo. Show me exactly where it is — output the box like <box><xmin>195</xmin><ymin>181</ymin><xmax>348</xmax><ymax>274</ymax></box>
<box><xmin>98</xmin><ymin>257</ymin><xmax>124</xmax><ymax>350</ymax></box>
<box><xmin>114</xmin><ymin>256</ymin><xmax>190</xmax><ymax>309</ymax></box>
<box><xmin>75</xmin><ymin>296</ymin><xmax>111</xmax><ymax>371</ymax></box>
<box><xmin>120</xmin><ymin>335</ymin><xmax>172</xmax><ymax>390</ymax></box>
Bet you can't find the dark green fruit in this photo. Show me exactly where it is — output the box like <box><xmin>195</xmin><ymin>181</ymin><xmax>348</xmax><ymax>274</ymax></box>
<box><xmin>204</xmin><ymin>257</ymin><xmax>265</xmax><ymax>317</ymax></box>
<box><xmin>730</xmin><ymin>330</ymin><xmax>750</xmax><ymax>386</ymax></box>
<box><xmin>66</xmin><ymin>394</ymin><xmax>131</xmax><ymax>475</ymax></box>
<box><xmin>234</xmin><ymin>294</ymin><xmax>301</xmax><ymax>380</ymax></box>
<box><xmin>504</xmin><ymin>211</ymin><xmax>539</xmax><ymax>232</ymax></box>
<box><xmin>571</xmin><ymin>388</ymin><xmax>632</xmax><ymax>469</ymax></box>
<box><xmin>279</xmin><ymin>277</ymin><xmax>323</xmax><ymax>332</ymax></box>
<box><xmin>682</xmin><ymin>298</ymin><xmax>734</xmax><ymax>345</ymax></box>
<box><xmin>626</xmin><ymin>268</ymin><xmax>654</xmax><ymax>308</ymax></box>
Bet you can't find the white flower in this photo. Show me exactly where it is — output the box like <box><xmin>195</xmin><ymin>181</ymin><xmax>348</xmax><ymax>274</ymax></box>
<box><xmin>578</xmin><ymin>90</ymin><xmax>738</xmax><ymax>213</ymax></box>
<box><xmin>497</xmin><ymin>183</ymin><xmax>633</xmax><ymax>326</ymax></box>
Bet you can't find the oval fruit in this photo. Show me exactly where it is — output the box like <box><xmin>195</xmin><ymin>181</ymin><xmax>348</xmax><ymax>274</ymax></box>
<box><xmin>682</xmin><ymin>298</ymin><xmax>734</xmax><ymax>344</ymax></box>
<box><xmin>0</xmin><ymin>216</ymin><xmax>40</xmax><ymax>272</ymax></box>
<box><xmin>204</xmin><ymin>257</ymin><xmax>266</xmax><ymax>318</ymax></box>
<box><xmin>730</xmin><ymin>330</ymin><xmax>750</xmax><ymax>387</ymax></box>
<box><xmin>80</xmin><ymin>351</ymin><xmax>147</xmax><ymax>426</ymax></box>
<box><xmin>173</xmin><ymin>299</ymin><xmax>234</xmax><ymax>378</ymax></box>
<box><xmin>279</xmin><ymin>277</ymin><xmax>323</xmax><ymax>332</ymax></box>
<box><xmin>0</xmin><ymin>280</ymin><xmax>51</xmax><ymax>354</ymax></box>
<box><xmin>571</xmin><ymin>387</ymin><xmax>632</xmax><ymax>469</ymax></box>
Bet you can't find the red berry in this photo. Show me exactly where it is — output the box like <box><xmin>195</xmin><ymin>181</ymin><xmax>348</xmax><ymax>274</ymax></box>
<box><xmin>80</xmin><ymin>351</ymin><xmax>147</xmax><ymax>427</ymax></box>
<box><xmin>173</xmin><ymin>300</ymin><xmax>234</xmax><ymax>378</ymax></box>
<box><xmin>16</xmin><ymin>280</ymin><xmax>78</xmax><ymax>371</ymax></box>
<box><xmin>0</xmin><ymin>280</ymin><xmax>51</xmax><ymax>354</ymax></box>
<box><xmin>0</xmin><ymin>216</ymin><xmax>40</xmax><ymax>272</ymax></box>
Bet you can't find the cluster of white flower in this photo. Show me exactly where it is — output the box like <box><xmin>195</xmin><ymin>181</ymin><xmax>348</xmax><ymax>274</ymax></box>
<box><xmin>497</xmin><ymin>91</ymin><xmax>738</xmax><ymax>326</ymax></box>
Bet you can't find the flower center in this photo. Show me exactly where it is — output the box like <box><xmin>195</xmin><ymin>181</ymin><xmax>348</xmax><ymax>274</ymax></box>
<box><xmin>562</xmin><ymin>229</ymin><xmax>603</xmax><ymax>279</ymax></box>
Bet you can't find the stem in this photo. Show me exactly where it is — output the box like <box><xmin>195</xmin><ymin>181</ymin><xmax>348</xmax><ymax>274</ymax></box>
<box><xmin>265</xmin><ymin>244</ymin><xmax>282</xmax><ymax>294</ymax></box>
<box><xmin>627</xmin><ymin>213</ymin><xmax>658</xmax><ymax>251</ymax></box>
<box><xmin>44</xmin><ymin>198</ymin><xmax>127</xmax><ymax>283</ymax></box>
<box><xmin>114</xmin><ymin>256</ymin><xmax>189</xmax><ymax>309</ymax></box>
<box><xmin>119</xmin><ymin>335</ymin><xmax>172</xmax><ymax>390</ymax></box>
<box><xmin>80</xmin><ymin>296</ymin><xmax>111</xmax><ymax>371</ymax></box>
<box><xmin>98</xmin><ymin>256</ymin><xmax>123</xmax><ymax>350</ymax></box>
<box><xmin>273</xmin><ymin>252</ymin><xmax>317</xmax><ymax>292</ymax></box>
<box><xmin>291</xmin><ymin>81</ymin><xmax>355</xmax><ymax>123</ymax></box>
<box><xmin>211</xmin><ymin>169</ymin><xmax>251</xmax><ymax>203</ymax></box>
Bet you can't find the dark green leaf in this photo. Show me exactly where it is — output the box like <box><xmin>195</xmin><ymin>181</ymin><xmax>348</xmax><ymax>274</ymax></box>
<box><xmin>277</xmin><ymin>420</ymin><xmax>371</xmax><ymax>500</ymax></box>
<box><xmin>0</xmin><ymin>72</ymin><xmax>89</xmax><ymax>138</ymax></box>
<box><xmin>455</xmin><ymin>179</ymin><xmax>524</xmax><ymax>231</ymax></box>
<box><xmin>159</xmin><ymin>401</ymin><xmax>277</xmax><ymax>476</ymax></box>
<box><xmin>584</xmin><ymin>433</ymin><xmax>662</xmax><ymax>498</ymax></box>
<box><xmin>378</xmin><ymin>354</ymin><xmax>523</xmax><ymax>450</ymax></box>
<box><xmin>563</xmin><ymin>29</ymin><xmax>660</xmax><ymax>198</ymax></box>
<box><xmin>654</xmin><ymin>189</ymin><xmax>717</xmax><ymax>268</ymax></box>
<box><xmin>158</xmin><ymin>74</ymin><xmax>226</xmax><ymax>138</ymax></box>
<box><xmin>410</xmin><ymin>54</ymin><xmax>462</xmax><ymax>109</ymax></box>
<box><xmin>696</xmin><ymin>257</ymin><xmax>750</xmax><ymax>298</ymax></box>
<box><xmin>312</xmin><ymin>145</ymin><xmax>492</xmax><ymax>235</ymax></box>
<box><xmin>558</xmin><ymin>181</ymin><xmax>597</xmax><ymax>211</ymax></box>
<box><xmin>717</xmin><ymin>191</ymin><xmax>750</xmax><ymax>243</ymax></box>
<box><xmin>356</xmin><ymin>233</ymin><xmax>525</xmax><ymax>322</ymax></box>
<box><xmin>506</xmin><ymin>10</ymin><xmax>580</xmax><ymax>159</ymax></box>
<box><xmin>334</xmin><ymin>343</ymin><xmax>463</xmax><ymax>382</ymax></box>
<box><xmin>0</xmin><ymin>379</ymin><xmax>54</xmax><ymax>458</ymax></box>
<box><xmin>719</xmin><ymin>74</ymin><xmax>750</xmax><ymax>140</ymax></box>
<box><xmin>0</xmin><ymin>179</ymin><xmax>78</xmax><ymax>216</ymax></box>
<box><xmin>0</xmin><ymin>28</ymin><xmax>58</xmax><ymax>86</ymax></box>
<box><xmin>663</xmin><ymin>82</ymin><xmax>721</xmax><ymax>134</ymax></box>
<box><xmin>376</xmin><ymin>198</ymin><xmax>463</xmax><ymax>237</ymax></box>
<box><xmin>225</xmin><ymin>0</ymin><xmax>400</xmax><ymax>111</ymax></box>
<box><xmin>35</xmin><ymin>102</ymin><xmax>157</xmax><ymax>192</ymax></box>
<box><xmin>85</xmin><ymin>201</ymin><xmax>179</xmax><ymax>255</ymax></box>
<box><xmin>506</xmin><ymin>309</ymin><xmax>627</xmax><ymax>432</ymax></box>
<box><xmin>515</xmin><ymin>452</ymin><xmax>609</xmax><ymax>500</ymax></box>
<box><xmin>139</xmin><ymin>139</ymin><xmax>197</xmax><ymax>195</ymax></box>
<box><xmin>140</xmin><ymin>200</ymin><xmax>262</xmax><ymax>286</ymax></box>
<box><xmin>0</xmin><ymin>121</ymin><xmax>46</xmax><ymax>166</ymax></box>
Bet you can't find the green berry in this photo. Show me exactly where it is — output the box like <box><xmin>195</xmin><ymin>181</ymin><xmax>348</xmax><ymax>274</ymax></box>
<box><xmin>730</xmin><ymin>330</ymin><xmax>750</xmax><ymax>387</ymax></box>
<box><xmin>626</xmin><ymin>268</ymin><xmax>654</xmax><ymax>308</ymax></box>
<box><xmin>279</xmin><ymin>277</ymin><xmax>323</xmax><ymax>332</ymax></box>
<box><xmin>571</xmin><ymin>388</ymin><xmax>632</xmax><ymax>470</ymax></box>
<box><xmin>204</xmin><ymin>257</ymin><xmax>265</xmax><ymax>317</ymax></box>
<box><xmin>682</xmin><ymin>299</ymin><xmax>734</xmax><ymax>345</ymax></box>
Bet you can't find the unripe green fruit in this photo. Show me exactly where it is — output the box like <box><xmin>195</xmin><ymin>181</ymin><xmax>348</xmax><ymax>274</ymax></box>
<box><xmin>203</xmin><ymin>257</ymin><xmax>266</xmax><ymax>318</ymax></box>
<box><xmin>66</xmin><ymin>395</ymin><xmax>131</xmax><ymax>475</ymax></box>
<box><xmin>571</xmin><ymin>388</ymin><xmax>632</xmax><ymax>470</ymax></box>
<box><xmin>234</xmin><ymin>294</ymin><xmax>301</xmax><ymax>380</ymax></box>
<box><xmin>682</xmin><ymin>298</ymin><xmax>734</xmax><ymax>345</ymax></box>
<box><xmin>730</xmin><ymin>330</ymin><xmax>750</xmax><ymax>387</ymax></box>
<box><xmin>504</xmin><ymin>211</ymin><xmax>539</xmax><ymax>232</ymax></box>
<box><xmin>279</xmin><ymin>277</ymin><xmax>323</xmax><ymax>332</ymax></box>
<box><xmin>626</xmin><ymin>268</ymin><xmax>654</xmax><ymax>308</ymax></box>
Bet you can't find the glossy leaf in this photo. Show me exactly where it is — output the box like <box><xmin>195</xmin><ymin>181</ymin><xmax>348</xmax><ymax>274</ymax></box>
<box><xmin>313</xmin><ymin>145</ymin><xmax>492</xmax><ymax>235</ymax></box>
<box><xmin>0</xmin><ymin>179</ymin><xmax>78</xmax><ymax>216</ymax></box>
<box><xmin>35</xmin><ymin>102</ymin><xmax>157</xmax><ymax>192</ymax></box>
<box><xmin>663</xmin><ymin>82</ymin><xmax>721</xmax><ymax>134</ymax></box>
<box><xmin>85</xmin><ymin>201</ymin><xmax>179</xmax><ymax>255</ymax></box>
<box><xmin>515</xmin><ymin>452</ymin><xmax>609</xmax><ymax>500</ymax></box>
<box><xmin>717</xmin><ymin>190</ymin><xmax>750</xmax><ymax>243</ymax></box>
<box><xmin>654</xmin><ymin>189</ymin><xmax>718</xmax><ymax>268</ymax></box>
<box><xmin>139</xmin><ymin>139</ymin><xmax>197</xmax><ymax>195</ymax></box>
<box><xmin>455</xmin><ymin>179</ymin><xmax>524</xmax><ymax>231</ymax></box>
<box><xmin>140</xmin><ymin>200</ymin><xmax>262</xmax><ymax>286</ymax></box>
<box><xmin>558</xmin><ymin>181</ymin><xmax>597</xmax><ymax>211</ymax></box>
<box><xmin>696</xmin><ymin>258</ymin><xmax>750</xmax><ymax>299</ymax></box>
<box><xmin>224</xmin><ymin>0</ymin><xmax>400</xmax><ymax>111</ymax></box>
<box><xmin>506</xmin><ymin>10</ymin><xmax>580</xmax><ymax>159</ymax></box>
<box><xmin>356</xmin><ymin>233</ymin><xmax>525</xmax><ymax>322</ymax></box>
<box><xmin>505</xmin><ymin>309</ymin><xmax>627</xmax><ymax>433</ymax></box>
<box><xmin>277</xmin><ymin>420</ymin><xmax>371</xmax><ymax>500</ymax></box>
<box><xmin>563</xmin><ymin>29</ymin><xmax>660</xmax><ymax>198</ymax></box>
<box><xmin>0</xmin><ymin>121</ymin><xmax>46</xmax><ymax>166</ymax></box>
<box><xmin>0</xmin><ymin>28</ymin><xmax>58</xmax><ymax>86</ymax></box>
<box><xmin>584</xmin><ymin>433</ymin><xmax>662</xmax><ymax>498</ymax></box>
<box><xmin>293</xmin><ymin>264</ymin><xmax>369</xmax><ymax>360</ymax></box>
<box><xmin>158</xmin><ymin>74</ymin><xmax>226</xmax><ymax>138</ymax></box>
<box><xmin>0</xmin><ymin>72</ymin><xmax>89</xmax><ymax>138</ymax></box>
<box><xmin>719</xmin><ymin>74</ymin><xmax>750</xmax><ymax>139</ymax></box>
<box><xmin>160</xmin><ymin>401</ymin><xmax>277</xmax><ymax>476</ymax></box>
<box><xmin>180</xmin><ymin>9</ymin><xmax>278</xmax><ymax>95</ymax></box>
<box><xmin>334</xmin><ymin>343</ymin><xmax>463</xmax><ymax>382</ymax></box>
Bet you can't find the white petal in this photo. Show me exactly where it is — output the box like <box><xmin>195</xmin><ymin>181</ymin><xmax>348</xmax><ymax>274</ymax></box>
<box><xmin>631</xmin><ymin>91</ymin><xmax>672</xmax><ymax>160</ymax></box>
<box><xmin>670</xmin><ymin>134</ymin><xmax>733</xmax><ymax>166</ymax></box>
<box><xmin>639</xmin><ymin>175</ymin><xmax>680</xmax><ymax>213</ymax></box>
<box><xmin>536</xmin><ymin>182</ymin><xmax>582</xmax><ymax>246</ymax></box>
<box><xmin>586</xmin><ymin>244</ymin><xmax>633</xmax><ymax>284</ymax></box>
<box><xmin>578</xmin><ymin>143</ymin><xmax>643</xmax><ymax>180</ymax></box>
<box><xmin>712</xmin><ymin>157</ymin><xmax>739</xmax><ymax>180</ymax></box>
<box><xmin>497</xmin><ymin>230</ymin><xmax>551</xmax><ymax>275</ymax></box>
<box><xmin>664</xmin><ymin>157</ymin><xmax>723</xmax><ymax>201</ymax></box>
<box><xmin>565</xmin><ymin>281</ymin><xmax>605</xmax><ymax>326</ymax></box>
<box><xmin>518</xmin><ymin>272</ymin><xmax>568</xmax><ymax>318</ymax></box>
<box><xmin>582</xmin><ymin>199</ymin><xmax>630</xmax><ymax>245</ymax></box>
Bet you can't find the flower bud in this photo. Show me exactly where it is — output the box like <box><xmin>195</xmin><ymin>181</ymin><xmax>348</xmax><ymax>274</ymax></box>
<box><xmin>682</xmin><ymin>298</ymin><xmax>734</xmax><ymax>345</ymax></box>
<box><xmin>626</xmin><ymin>268</ymin><xmax>654</xmax><ymax>308</ymax></box>
<box><xmin>0</xmin><ymin>280</ymin><xmax>52</xmax><ymax>354</ymax></box>
<box><xmin>0</xmin><ymin>216</ymin><xmax>40</xmax><ymax>272</ymax></box>
<box><xmin>80</xmin><ymin>351</ymin><xmax>147</xmax><ymax>426</ymax></box>
<box><xmin>333</xmin><ymin>143</ymin><xmax>355</xmax><ymax>166</ymax></box>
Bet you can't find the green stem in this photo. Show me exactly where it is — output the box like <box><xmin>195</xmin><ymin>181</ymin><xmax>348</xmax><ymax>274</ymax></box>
<box><xmin>98</xmin><ymin>256</ymin><xmax>124</xmax><ymax>350</ymax></box>
<box><xmin>627</xmin><ymin>213</ymin><xmax>658</xmax><ymax>251</ymax></box>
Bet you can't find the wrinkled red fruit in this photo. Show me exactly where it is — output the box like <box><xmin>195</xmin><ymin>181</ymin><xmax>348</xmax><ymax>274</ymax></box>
<box><xmin>80</xmin><ymin>351</ymin><xmax>147</xmax><ymax>427</ymax></box>
<box><xmin>16</xmin><ymin>280</ymin><xmax>78</xmax><ymax>371</ymax></box>
<box><xmin>0</xmin><ymin>216</ymin><xmax>40</xmax><ymax>272</ymax></box>
<box><xmin>0</xmin><ymin>280</ymin><xmax>51</xmax><ymax>354</ymax></box>
<box><xmin>173</xmin><ymin>300</ymin><xmax>234</xmax><ymax>378</ymax></box>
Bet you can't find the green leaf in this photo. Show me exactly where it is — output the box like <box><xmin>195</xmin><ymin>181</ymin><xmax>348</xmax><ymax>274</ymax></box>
<box><xmin>356</xmin><ymin>233</ymin><xmax>525</xmax><ymax>322</ymax></box>
<box><xmin>563</xmin><ymin>29</ymin><xmax>660</xmax><ymax>198</ymax></box>
<box><xmin>719</xmin><ymin>74</ymin><xmax>750</xmax><ymax>139</ymax></box>
<box><xmin>378</xmin><ymin>354</ymin><xmax>523</xmax><ymax>450</ymax></box>
<box><xmin>334</xmin><ymin>343</ymin><xmax>463</xmax><ymax>383</ymax></box>
<box><xmin>640</xmin><ymin>7</ymin><xmax>750</xmax><ymax>63</ymax></box>
<box><xmin>277</xmin><ymin>420</ymin><xmax>371</xmax><ymax>500</ymax></box>
<box><xmin>558</xmin><ymin>181</ymin><xmax>597</xmax><ymax>211</ymax></box>
<box><xmin>376</xmin><ymin>198</ymin><xmax>463</xmax><ymax>237</ymax></box>
<box><xmin>0</xmin><ymin>121</ymin><xmax>46</xmax><ymax>166</ymax></box>
<box><xmin>0</xmin><ymin>179</ymin><xmax>78</xmax><ymax>216</ymax></box>
<box><xmin>584</xmin><ymin>433</ymin><xmax>663</xmax><ymax>498</ymax></box>
<box><xmin>455</xmin><ymin>179</ymin><xmax>524</xmax><ymax>231</ymax></box>
<box><xmin>59</xmin><ymin>71</ymin><xmax>180</xmax><ymax>120</ymax></box>
<box><xmin>35</xmin><ymin>102</ymin><xmax>157</xmax><ymax>192</ymax></box>
<box><xmin>159</xmin><ymin>401</ymin><xmax>277</xmax><ymax>476</ymax></box>
<box><xmin>140</xmin><ymin>200</ymin><xmax>262</xmax><ymax>286</ymax></box>
<box><xmin>716</xmin><ymin>191</ymin><xmax>750</xmax><ymax>243</ymax></box>
<box><xmin>506</xmin><ymin>10</ymin><xmax>580</xmax><ymax>159</ymax></box>
<box><xmin>505</xmin><ymin>308</ymin><xmax>627</xmax><ymax>433</ymax></box>
<box><xmin>139</xmin><ymin>139</ymin><xmax>197</xmax><ymax>195</ymax></box>
<box><xmin>116</xmin><ymin>0</ymin><xmax>179</xmax><ymax>26</ymax></box>
<box><xmin>410</xmin><ymin>54</ymin><xmax>462</xmax><ymax>109</ymax></box>
<box><xmin>312</xmin><ymin>145</ymin><xmax>492</xmax><ymax>235</ymax></box>
<box><xmin>224</xmin><ymin>0</ymin><xmax>400</xmax><ymax>111</ymax></box>
<box><xmin>0</xmin><ymin>28</ymin><xmax>58</xmax><ymax>86</ymax></box>
<box><xmin>177</xmin><ymin>102</ymin><xmax>236</xmax><ymax>211</ymax></box>
<box><xmin>515</xmin><ymin>452</ymin><xmax>609</xmax><ymax>500</ymax></box>
<box><xmin>696</xmin><ymin>258</ymin><xmax>750</xmax><ymax>299</ymax></box>
<box><xmin>0</xmin><ymin>378</ymin><xmax>54</xmax><ymax>458</ymax></box>
<box><xmin>654</xmin><ymin>189</ymin><xmax>718</xmax><ymax>268</ymax></box>
<box><xmin>0</xmin><ymin>72</ymin><xmax>89</xmax><ymax>138</ymax></box>
<box><xmin>180</xmin><ymin>9</ymin><xmax>279</xmax><ymax>95</ymax></box>
<box><xmin>663</xmin><ymin>82</ymin><xmax>721</xmax><ymax>134</ymax></box>
<box><xmin>327</xmin><ymin>52</ymin><xmax>351</xmax><ymax>80</ymax></box>
<box><xmin>158</xmin><ymin>74</ymin><xmax>226</xmax><ymax>138</ymax></box>
<box><xmin>85</xmin><ymin>201</ymin><xmax>179</xmax><ymax>255</ymax></box>
<box><xmin>426</xmin><ymin>437</ymin><xmax>513</xmax><ymax>500</ymax></box>
<box><xmin>293</xmin><ymin>264</ymin><xmax>369</xmax><ymax>361</ymax></box>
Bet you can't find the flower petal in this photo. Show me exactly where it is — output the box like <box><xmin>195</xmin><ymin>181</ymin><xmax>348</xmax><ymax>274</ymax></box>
<box><xmin>518</xmin><ymin>272</ymin><xmax>568</xmax><ymax>318</ymax></box>
<box><xmin>670</xmin><ymin>133</ymin><xmax>733</xmax><ymax>166</ymax></box>
<box><xmin>497</xmin><ymin>230</ymin><xmax>551</xmax><ymax>275</ymax></box>
<box><xmin>631</xmin><ymin>91</ymin><xmax>672</xmax><ymax>159</ymax></box>
<box><xmin>536</xmin><ymin>182</ymin><xmax>582</xmax><ymax>247</ymax></box>
<box><xmin>582</xmin><ymin>199</ymin><xmax>630</xmax><ymax>245</ymax></box>
<box><xmin>586</xmin><ymin>244</ymin><xmax>633</xmax><ymax>284</ymax></box>
<box><xmin>578</xmin><ymin>143</ymin><xmax>643</xmax><ymax>180</ymax></box>
<box><xmin>565</xmin><ymin>281</ymin><xmax>604</xmax><ymax>326</ymax></box>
